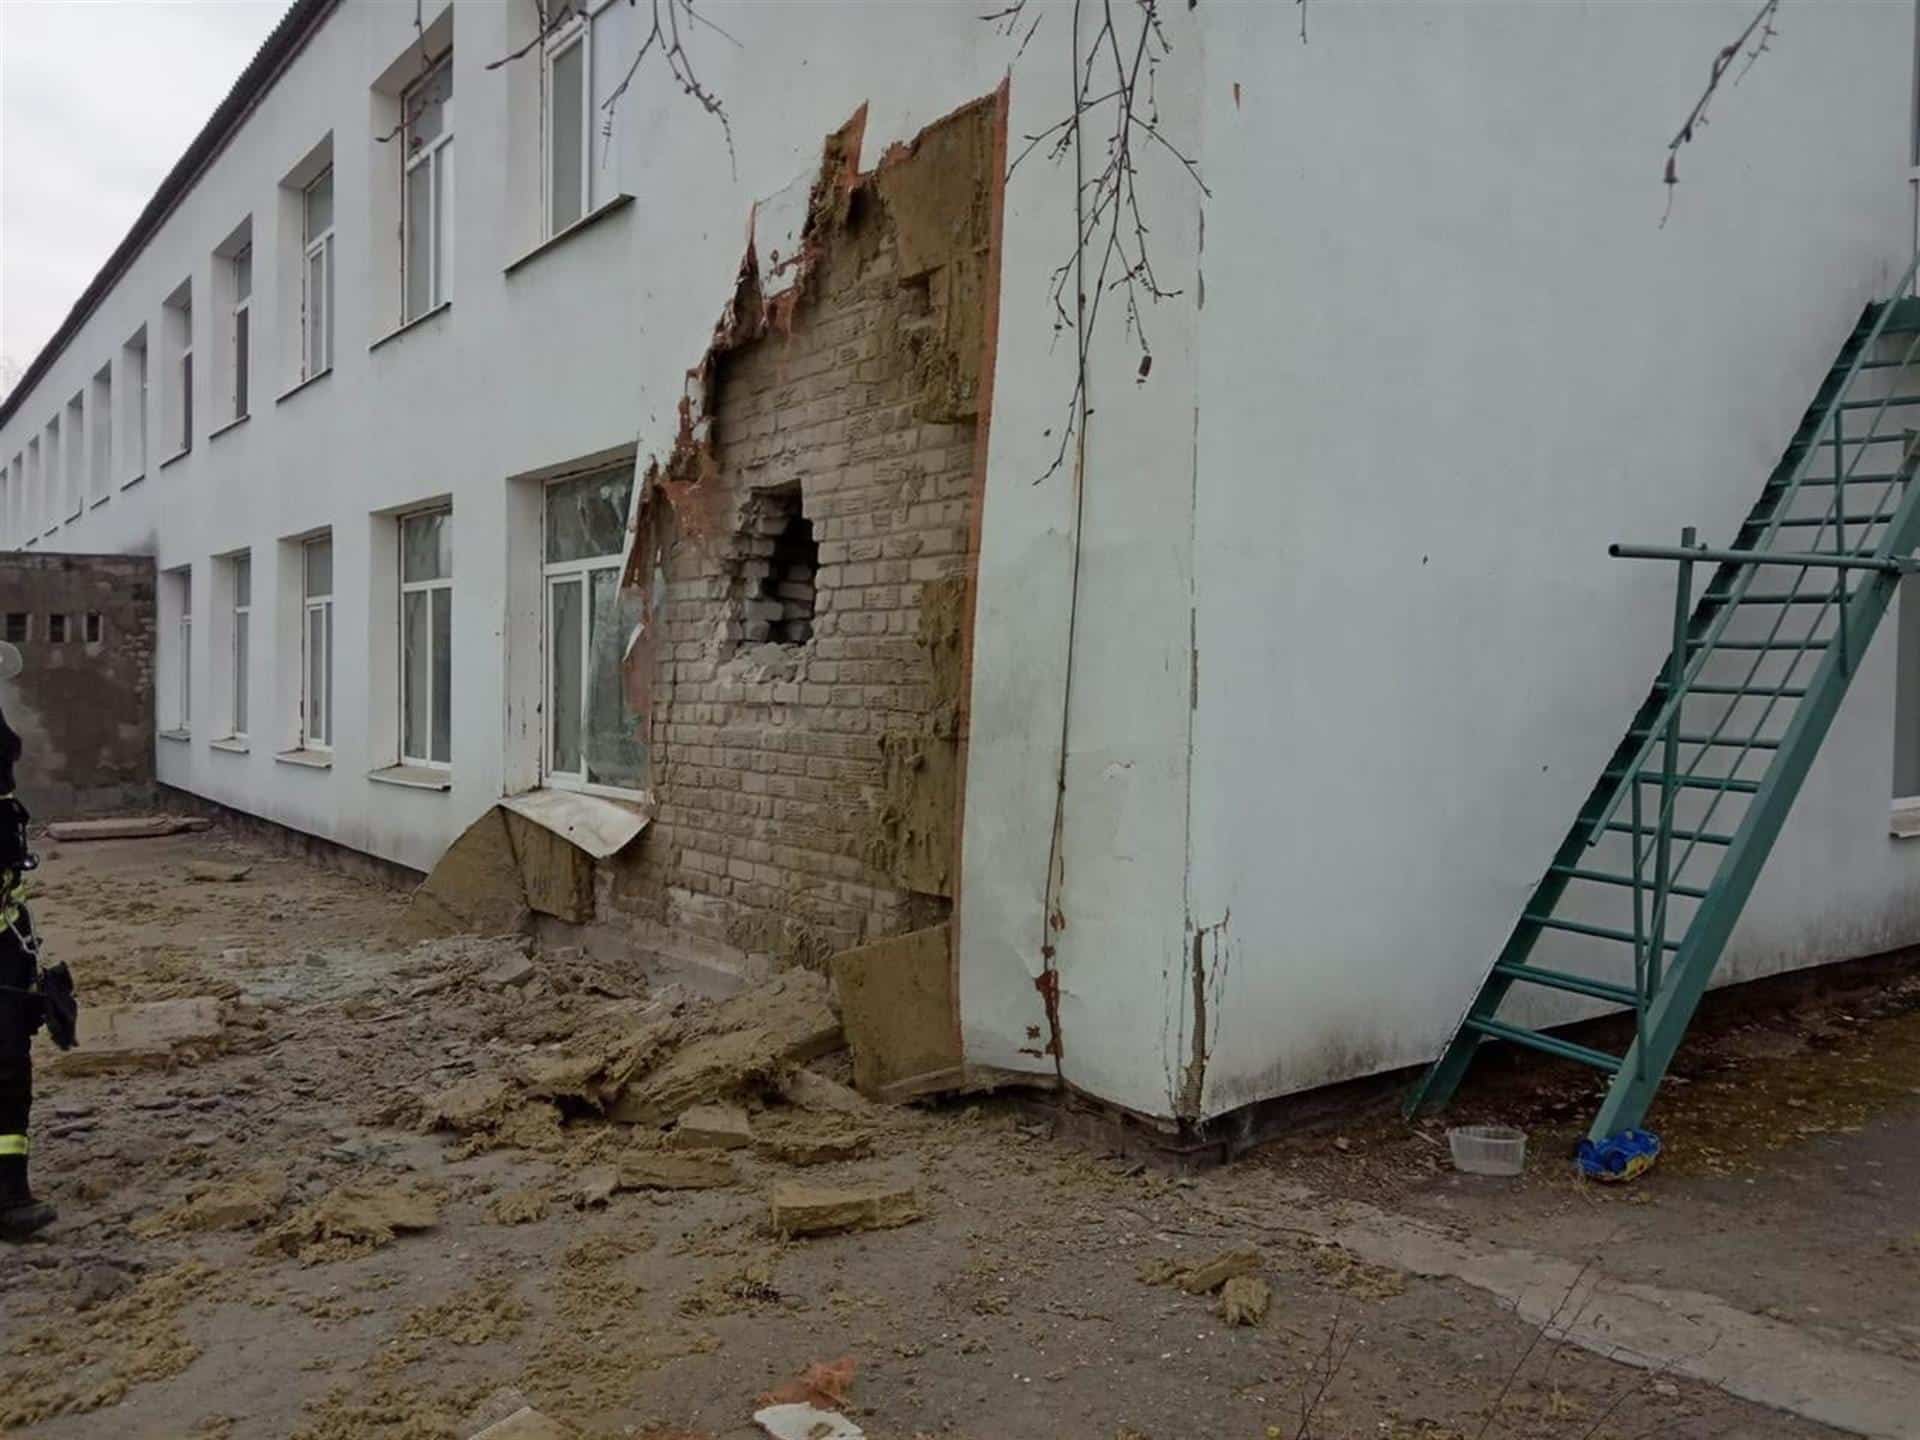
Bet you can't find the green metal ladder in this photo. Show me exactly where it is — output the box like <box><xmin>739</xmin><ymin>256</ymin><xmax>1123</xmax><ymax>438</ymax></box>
<box><xmin>1410</xmin><ymin>260</ymin><xmax>1920</xmax><ymax>1143</ymax></box>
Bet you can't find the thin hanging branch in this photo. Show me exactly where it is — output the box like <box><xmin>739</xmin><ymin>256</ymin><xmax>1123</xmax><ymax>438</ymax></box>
<box><xmin>1661</xmin><ymin>0</ymin><xmax>1782</xmax><ymax>224</ymax></box>
<box><xmin>600</xmin><ymin>0</ymin><xmax>740</xmax><ymax>178</ymax></box>
<box><xmin>375</xmin><ymin>0</ymin><xmax>443</xmax><ymax>146</ymax></box>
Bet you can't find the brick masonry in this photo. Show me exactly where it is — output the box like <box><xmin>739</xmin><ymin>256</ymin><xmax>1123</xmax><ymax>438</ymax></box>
<box><xmin>603</xmin><ymin>96</ymin><xmax>997</xmax><ymax>978</ymax></box>
<box><xmin>0</xmin><ymin>552</ymin><xmax>157</xmax><ymax>819</ymax></box>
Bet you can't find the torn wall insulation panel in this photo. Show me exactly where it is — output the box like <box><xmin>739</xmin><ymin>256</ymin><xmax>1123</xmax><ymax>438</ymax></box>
<box><xmin>499</xmin><ymin>787</ymin><xmax>651</xmax><ymax>860</ymax></box>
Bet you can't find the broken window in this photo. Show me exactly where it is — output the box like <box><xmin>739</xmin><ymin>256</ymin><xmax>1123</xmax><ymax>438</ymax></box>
<box><xmin>543</xmin><ymin>465</ymin><xmax>645</xmax><ymax>791</ymax></box>
<box><xmin>400</xmin><ymin>508</ymin><xmax>453</xmax><ymax>767</ymax></box>
<box><xmin>742</xmin><ymin>488</ymin><xmax>816</xmax><ymax>645</ymax></box>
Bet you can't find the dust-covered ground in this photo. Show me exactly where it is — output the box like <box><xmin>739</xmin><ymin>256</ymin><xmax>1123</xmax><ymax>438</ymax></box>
<box><xmin>1</xmin><ymin>827</ymin><xmax>1914</xmax><ymax>1439</ymax></box>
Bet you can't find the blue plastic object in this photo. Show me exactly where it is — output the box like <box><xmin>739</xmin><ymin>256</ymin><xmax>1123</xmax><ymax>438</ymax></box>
<box><xmin>1577</xmin><ymin>1128</ymin><xmax>1662</xmax><ymax>1183</ymax></box>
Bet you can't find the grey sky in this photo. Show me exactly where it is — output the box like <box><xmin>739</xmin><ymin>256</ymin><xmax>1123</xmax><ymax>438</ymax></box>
<box><xmin>1</xmin><ymin>0</ymin><xmax>286</xmax><ymax>399</ymax></box>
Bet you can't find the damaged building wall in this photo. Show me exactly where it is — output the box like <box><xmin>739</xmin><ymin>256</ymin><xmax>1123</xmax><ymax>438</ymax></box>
<box><xmin>598</xmin><ymin>98</ymin><xmax>998</xmax><ymax>987</ymax></box>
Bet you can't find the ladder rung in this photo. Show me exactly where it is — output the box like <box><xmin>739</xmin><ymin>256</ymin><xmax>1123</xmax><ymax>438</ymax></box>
<box><xmin>1625</xmin><ymin>729</ymin><xmax>1780</xmax><ymax>750</ymax></box>
<box><xmin>1703</xmin><ymin>590</ymin><xmax>1839</xmax><ymax>607</ymax></box>
<box><xmin>1549</xmin><ymin>864</ymin><xmax>1709</xmax><ymax>900</ymax></box>
<box><xmin>1625</xmin><ymin>770</ymin><xmax>1761</xmax><ymax>795</ymax></box>
<box><xmin>1689</xmin><ymin>638</ymin><xmax>1827</xmax><ymax>652</ymax></box>
<box><xmin>1523</xmin><ymin>915</ymin><xmax>1683</xmax><ymax>950</ymax></box>
<box><xmin>1465</xmin><ymin>1017</ymin><xmax>1624</xmax><ymax>1073</ymax></box>
<box><xmin>1771</xmin><ymin>512</ymin><xmax>1898</xmax><ymax>528</ymax></box>
<box><xmin>1654</xmin><ymin>682</ymin><xmax>1809</xmax><ymax>698</ymax></box>
<box><xmin>1601</xmin><ymin>820</ymin><xmax>1735</xmax><ymax>845</ymax></box>
<box><xmin>1492</xmin><ymin>961</ymin><xmax>1643</xmax><ymax>1009</ymax></box>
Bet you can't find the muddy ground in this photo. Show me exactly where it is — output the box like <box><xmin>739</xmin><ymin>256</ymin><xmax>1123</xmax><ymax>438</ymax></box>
<box><xmin>1</xmin><ymin>827</ymin><xmax>1916</xmax><ymax>1439</ymax></box>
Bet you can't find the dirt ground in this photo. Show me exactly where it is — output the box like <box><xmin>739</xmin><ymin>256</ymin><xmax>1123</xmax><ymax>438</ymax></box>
<box><xmin>2</xmin><ymin>827</ymin><xmax>1916</xmax><ymax>1439</ymax></box>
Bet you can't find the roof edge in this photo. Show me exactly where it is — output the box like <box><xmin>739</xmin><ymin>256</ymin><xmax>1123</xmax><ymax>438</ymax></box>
<box><xmin>0</xmin><ymin>0</ymin><xmax>342</xmax><ymax>431</ymax></box>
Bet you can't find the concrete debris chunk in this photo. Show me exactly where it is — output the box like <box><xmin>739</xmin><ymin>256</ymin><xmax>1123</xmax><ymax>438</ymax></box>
<box><xmin>482</xmin><ymin>951</ymin><xmax>537</xmax><ymax>991</ymax></box>
<box><xmin>470</xmin><ymin>1406</ymin><xmax>576</xmax><ymax>1440</ymax></box>
<box><xmin>132</xmin><ymin>1168</ymin><xmax>288</xmax><ymax>1236</ymax></box>
<box><xmin>45</xmin><ymin>815</ymin><xmax>211</xmax><ymax>841</ymax></box>
<box><xmin>779</xmin><ymin>1068</ymin><xmax>878</xmax><ymax>1118</ymax></box>
<box><xmin>570</xmin><ymin>1167</ymin><xmax>619</xmax><ymax>1210</ymax></box>
<box><xmin>668</xmin><ymin>1102</ymin><xmax>754</xmax><ymax>1151</ymax></box>
<box><xmin>40</xmin><ymin>996</ymin><xmax>224</xmax><ymax>1076</ymax></box>
<box><xmin>185</xmin><ymin>860</ymin><xmax>253</xmax><ymax>882</ymax></box>
<box><xmin>620</xmin><ymin>1151</ymin><xmax>736</xmax><ymax>1190</ymax></box>
<box><xmin>753</xmin><ymin>1404</ymin><xmax>864</xmax><ymax>1440</ymax></box>
<box><xmin>609</xmin><ymin>971</ymin><xmax>842</xmax><ymax>1125</ymax></box>
<box><xmin>256</xmin><ymin>1181</ymin><xmax>440</xmax><ymax>1264</ymax></box>
<box><xmin>754</xmin><ymin>1115</ymin><xmax>875</xmax><ymax>1167</ymax></box>
<box><xmin>1221</xmin><ymin>1274</ymin><xmax>1271</xmax><ymax>1326</ymax></box>
<box><xmin>1139</xmin><ymin>1247</ymin><xmax>1262</xmax><ymax>1295</ymax></box>
<box><xmin>769</xmin><ymin>1180</ymin><xmax>921</xmax><ymax>1238</ymax></box>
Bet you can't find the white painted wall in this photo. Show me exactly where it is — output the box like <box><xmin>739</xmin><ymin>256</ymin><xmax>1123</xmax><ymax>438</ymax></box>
<box><xmin>1187</xmin><ymin>1</ymin><xmax>1920</xmax><ymax>1118</ymax></box>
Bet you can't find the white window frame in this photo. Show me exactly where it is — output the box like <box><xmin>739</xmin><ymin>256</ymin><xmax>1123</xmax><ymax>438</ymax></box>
<box><xmin>402</xmin><ymin>56</ymin><xmax>455</xmax><ymax>321</ymax></box>
<box><xmin>302</xmin><ymin>169</ymin><xmax>335</xmax><ymax>379</ymax></box>
<box><xmin>541</xmin><ymin>471</ymin><xmax>641</xmax><ymax>796</ymax></box>
<box><xmin>399</xmin><ymin>508</ymin><xmax>453</xmax><ymax>769</ymax></box>
<box><xmin>230</xmin><ymin>246</ymin><xmax>252</xmax><ymax>421</ymax></box>
<box><xmin>128</xmin><ymin>335</ymin><xmax>149</xmax><ymax>480</ymax></box>
<box><xmin>302</xmin><ymin>538</ymin><xmax>334</xmax><ymax>752</ymax></box>
<box><xmin>228</xmin><ymin>556</ymin><xmax>251</xmax><ymax>741</ymax></box>
<box><xmin>177</xmin><ymin>316</ymin><xmax>194</xmax><ymax>453</ymax></box>
<box><xmin>64</xmin><ymin>399</ymin><xmax>84</xmax><ymax>520</ymax></box>
<box><xmin>541</xmin><ymin>0</ymin><xmax>623</xmax><ymax>238</ymax></box>
<box><xmin>179</xmin><ymin>598</ymin><xmax>193</xmax><ymax>733</ymax></box>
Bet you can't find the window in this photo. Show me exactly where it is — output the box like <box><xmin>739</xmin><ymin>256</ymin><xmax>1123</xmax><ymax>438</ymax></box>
<box><xmin>303</xmin><ymin>168</ymin><xmax>335</xmax><ymax>377</ymax></box>
<box><xmin>168</xmin><ymin>568</ymin><xmax>193</xmax><ymax>733</ymax></box>
<box><xmin>124</xmin><ymin>329</ymin><xmax>149</xmax><ymax>479</ymax></box>
<box><xmin>543</xmin><ymin>467</ymin><xmax>645</xmax><ymax>790</ymax></box>
<box><xmin>2</xmin><ymin>615</ymin><xmax>25</xmax><ymax>644</ymax></box>
<box><xmin>400</xmin><ymin>509</ymin><xmax>452</xmax><ymax>766</ymax></box>
<box><xmin>90</xmin><ymin>366</ymin><xmax>112</xmax><ymax>503</ymax></box>
<box><xmin>46</xmin><ymin>615</ymin><xmax>67</xmax><ymax>643</ymax></box>
<box><xmin>164</xmin><ymin>283</ymin><xmax>193</xmax><ymax>454</ymax></box>
<box><xmin>85</xmin><ymin>612</ymin><xmax>102</xmax><ymax>644</ymax></box>
<box><xmin>230</xmin><ymin>246</ymin><xmax>252</xmax><ymax>420</ymax></box>
<box><xmin>542</xmin><ymin>0</ymin><xmax>629</xmax><ymax>236</ymax></box>
<box><xmin>403</xmin><ymin>57</ymin><xmax>454</xmax><ymax>322</ymax></box>
<box><xmin>302</xmin><ymin>537</ymin><xmax>334</xmax><ymax>750</ymax></box>
<box><xmin>25</xmin><ymin>439</ymin><xmax>40</xmax><ymax>534</ymax></box>
<box><xmin>63</xmin><ymin>395</ymin><xmax>83</xmax><ymax>519</ymax></box>
<box><xmin>228</xmin><ymin>554</ymin><xmax>251</xmax><ymax>739</ymax></box>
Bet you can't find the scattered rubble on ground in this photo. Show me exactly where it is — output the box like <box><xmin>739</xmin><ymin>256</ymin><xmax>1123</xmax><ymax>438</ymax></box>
<box><xmin>490</xmin><ymin>1186</ymin><xmax>554</xmax><ymax>1224</ymax></box>
<box><xmin>1302</xmin><ymin>1238</ymin><xmax>1410</xmax><ymax>1300</ymax></box>
<box><xmin>40</xmin><ymin>994</ymin><xmax>225</xmax><ymax>1075</ymax></box>
<box><xmin>669</xmin><ymin>1101</ymin><xmax>755</xmax><ymax>1150</ymax></box>
<box><xmin>471</xmin><ymin>1406</ymin><xmax>577</xmax><ymax>1439</ymax></box>
<box><xmin>132</xmin><ymin>1168</ymin><xmax>288</xmax><ymax>1236</ymax></box>
<box><xmin>754</xmin><ymin>1404</ymin><xmax>864</xmax><ymax>1440</ymax></box>
<box><xmin>1221</xmin><ymin>1274</ymin><xmax>1271</xmax><ymax>1326</ymax></box>
<box><xmin>184</xmin><ymin>860</ymin><xmax>253</xmax><ymax>882</ymax></box>
<box><xmin>1139</xmin><ymin>1247</ymin><xmax>1262</xmax><ymax>1296</ymax></box>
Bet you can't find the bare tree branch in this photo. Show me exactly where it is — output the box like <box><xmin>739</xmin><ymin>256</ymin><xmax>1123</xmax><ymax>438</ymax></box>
<box><xmin>601</xmin><ymin>0</ymin><xmax>738</xmax><ymax>179</ymax></box>
<box><xmin>1662</xmin><ymin>0</ymin><xmax>1782</xmax><ymax>224</ymax></box>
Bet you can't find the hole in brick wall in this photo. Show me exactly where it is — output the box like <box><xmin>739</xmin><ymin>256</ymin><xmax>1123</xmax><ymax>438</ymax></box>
<box><xmin>47</xmin><ymin>614</ymin><xmax>67</xmax><ymax>643</ymax></box>
<box><xmin>741</xmin><ymin>487</ymin><xmax>816</xmax><ymax>646</ymax></box>
<box><xmin>2</xmin><ymin>614</ymin><xmax>26</xmax><ymax>644</ymax></box>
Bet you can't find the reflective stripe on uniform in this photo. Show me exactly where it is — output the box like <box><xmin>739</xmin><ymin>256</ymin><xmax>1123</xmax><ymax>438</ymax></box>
<box><xmin>0</xmin><ymin>1134</ymin><xmax>27</xmax><ymax>1157</ymax></box>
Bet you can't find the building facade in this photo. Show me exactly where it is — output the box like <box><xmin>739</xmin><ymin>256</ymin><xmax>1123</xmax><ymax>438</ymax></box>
<box><xmin>5</xmin><ymin>0</ymin><xmax>1920</xmax><ymax>1130</ymax></box>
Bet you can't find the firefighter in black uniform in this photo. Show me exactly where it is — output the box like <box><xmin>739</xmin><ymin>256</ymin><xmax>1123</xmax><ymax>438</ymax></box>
<box><xmin>0</xmin><ymin>650</ymin><xmax>77</xmax><ymax>1242</ymax></box>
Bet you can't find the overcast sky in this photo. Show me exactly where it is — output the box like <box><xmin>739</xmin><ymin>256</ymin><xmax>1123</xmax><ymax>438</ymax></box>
<box><xmin>1</xmin><ymin>0</ymin><xmax>286</xmax><ymax>398</ymax></box>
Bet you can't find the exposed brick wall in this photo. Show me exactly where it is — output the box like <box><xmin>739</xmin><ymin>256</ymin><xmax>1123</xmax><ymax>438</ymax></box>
<box><xmin>605</xmin><ymin>98</ymin><xmax>994</xmax><ymax>979</ymax></box>
<box><xmin>0</xmin><ymin>552</ymin><xmax>157</xmax><ymax>819</ymax></box>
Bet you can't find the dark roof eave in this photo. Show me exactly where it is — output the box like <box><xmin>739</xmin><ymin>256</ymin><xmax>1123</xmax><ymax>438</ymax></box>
<box><xmin>0</xmin><ymin>0</ymin><xmax>341</xmax><ymax>430</ymax></box>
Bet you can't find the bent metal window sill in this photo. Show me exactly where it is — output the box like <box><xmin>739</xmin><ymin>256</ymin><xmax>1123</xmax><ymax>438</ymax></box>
<box><xmin>369</xmin><ymin>301</ymin><xmax>452</xmax><ymax>355</ymax></box>
<box><xmin>368</xmin><ymin>763</ymin><xmax>451</xmax><ymax>792</ymax></box>
<box><xmin>277</xmin><ymin>748</ymin><xmax>333</xmax><ymax>770</ymax></box>
<box><xmin>208</xmin><ymin>413</ymin><xmax>250</xmax><ymax>443</ymax></box>
<box><xmin>210</xmin><ymin>736</ymin><xmax>250</xmax><ymax>755</ymax></box>
<box><xmin>158</xmin><ymin>446</ymin><xmax>191</xmax><ymax>471</ymax></box>
<box><xmin>504</xmin><ymin>194</ymin><xmax>635</xmax><ymax>278</ymax></box>
<box><xmin>276</xmin><ymin>366</ymin><xmax>333</xmax><ymax>407</ymax></box>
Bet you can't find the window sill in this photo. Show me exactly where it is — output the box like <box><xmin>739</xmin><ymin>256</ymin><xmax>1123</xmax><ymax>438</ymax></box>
<box><xmin>158</xmin><ymin>728</ymin><xmax>192</xmax><ymax>744</ymax></box>
<box><xmin>504</xmin><ymin>194</ymin><xmax>635</xmax><ymax>277</ymax></box>
<box><xmin>209</xmin><ymin>413</ymin><xmax>250</xmax><ymax>442</ymax></box>
<box><xmin>122</xmin><ymin>471</ymin><xmax>146</xmax><ymax>491</ymax></box>
<box><xmin>276</xmin><ymin>367</ymin><xmax>333</xmax><ymax>406</ymax></box>
<box><xmin>209</xmin><ymin>736</ymin><xmax>250</xmax><ymax>755</ymax></box>
<box><xmin>1890</xmin><ymin>798</ymin><xmax>1920</xmax><ymax>839</ymax></box>
<box><xmin>368</xmin><ymin>764</ymin><xmax>452</xmax><ymax>792</ymax></box>
<box><xmin>277</xmin><ymin>747</ymin><xmax>333</xmax><ymax>770</ymax></box>
<box><xmin>88</xmin><ymin>493</ymin><xmax>111</xmax><ymax>510</ymax></box>
<box><xmin>370</xmin><ymin>301</ymin><xmax>452</xmax><ymax>354</ymax></box>
<box><xmin>158</xmin><ymin>447</ymin><xmax>191</xmax><ymax>472</ymax></box>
